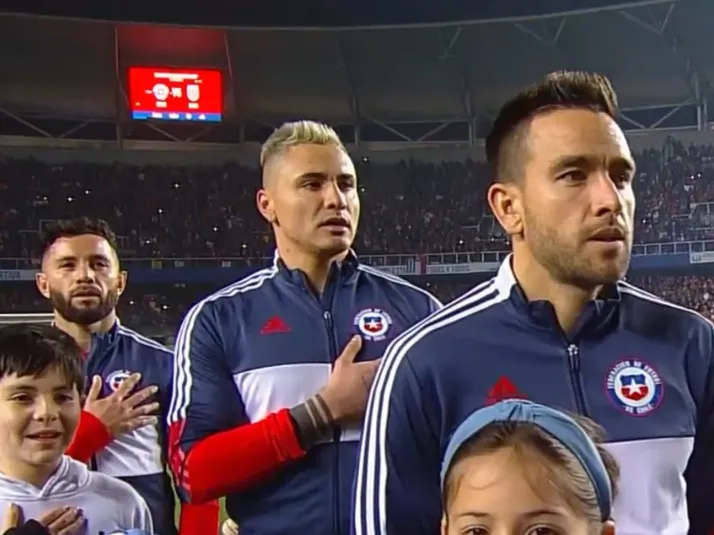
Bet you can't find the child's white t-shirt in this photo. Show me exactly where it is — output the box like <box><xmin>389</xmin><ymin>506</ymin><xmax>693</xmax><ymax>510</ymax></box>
<box><xmin>0</xmin><ymin>455</ymin><xmax>153</xmax><ymax>534</ymax></box>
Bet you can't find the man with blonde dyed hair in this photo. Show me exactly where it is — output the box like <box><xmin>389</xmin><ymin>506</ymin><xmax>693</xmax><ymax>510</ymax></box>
<box><xmin>167</xmin><ymin>120</ymin><xmax>441</xmax><ymax>535</ymax></box>
<box><xmin>257</xmin><ymin>121</ymin><xmax>356</xmax><ymax>281</ymax></box>
<box><xmin>260</xmin><ymin>120</ymin><xmax>345</xmax><ymax>167</ymax></box>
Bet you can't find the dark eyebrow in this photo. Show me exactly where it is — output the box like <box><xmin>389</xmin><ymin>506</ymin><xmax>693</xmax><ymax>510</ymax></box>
<box><xmin>6</xmin><ymin>385</ymin><xmax>37</xmax><ymax>393</ymax></box>
<box><xmin>549</xmin><ymin>154</ymin><xmax>635</xmax><ymax>174</ymax></box>
<box><xmin>549</xmin><ymin>155</ymin><xmax>592</xmax><ymax>172</ymax></box>
<box><xmin>458</xmin><ymin>508</ymin><xmax>564</xmax><ymax>520</ymax></box>
<box><xmin>7</xmin><ymin>385</ymin><xmax>73</xmax><ymax>393</ymax></box>
<box><xmin>54</xmin><ymin>255</ymin><xmax>76</xmax><ymax>263</ymax></box>
<box><xmin>54</xmin><ymin>254</ymin><xmax>111</xmax><ymax>264</ymax></box>
<box><xmin>298</xmin><ymin>172</ymin><xmax>328</xmax><ymax>181</ymax></box>
<box><xmin>297</xmin><ymin>172</ymin><xmax>355</xmax><ymax>181</ymax></box>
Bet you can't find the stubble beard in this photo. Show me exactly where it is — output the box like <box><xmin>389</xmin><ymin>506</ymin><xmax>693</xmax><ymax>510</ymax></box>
<box><xmin>49</xmin><ymin>288</ymin><xmax>118</xmax><ymax>326</ymax></box>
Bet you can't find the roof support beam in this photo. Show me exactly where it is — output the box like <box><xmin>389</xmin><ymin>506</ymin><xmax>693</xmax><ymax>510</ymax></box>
<box><xmin>618</xmin><ymin>2</ymin><xmax>709</xmax><ymax>108</ymax></box>
<box><xmin>415</xmin><ymin>122</ymin><xmax>453</xmax><ymax>142</ymax></box>
<box><xmin>649</xmin><ymin>101</ymin><xmax>686</xmax><ymax>130</ymax></box>
<box><xmin>619</xmin><ymin>113</ymin><xmax>648</xmax><ymax>131</ymax></box>
<box><xmin>335</xmin><ymin>35</ymin><xmax>361</xmax><ymax>148</ymax></box>
<box><xmin>698</xmin><ymin>99</ymin><xmax>709</xmax><ymax>131</ymax></box>
<box><xmin>223</xmin><ymin>31</ymin><xmax>242</xmax><ymax>124</ymax></box>
<box><xmin>437</xmin><ymin>26</ymin><xmax>462</xmax><ymax>60</ymax></box>
<box><xmin>145</xmin><ymin>123</ymin><xmax>180</xmax><ymax>142</ymax></box>
<box><xmin>364</xmin><ymin>117</ymin><xmax>413</xmax><ymax>142</ymax></box>
<box><xmin>618</xmin><ymin>2</ymin><xmax>674</xmax><ymax>34</ymax></box>
<box><xmin>619</xmin><ymin>98</ymin><xmax>695</xmax><ymax>130</ymax></box>
<box><xmin>512</xmin><ymin>18</ymin><xmax>567</xmax><ymax>47</ymax></box>
<box><xmin>58</xmin><ymin>122</ymin><xmax>90</xmax><ymax>139</ymax></box>
<box><xmin>0</xmin><ymin>108</ymin><xmax>53</xmax><ymax>138</ymax></box>
<box><xmin>185</xmin><ymin>125</ymin><xmax>217</xmax><ymax>143</ymax></box>
<box><xmin>438</xmin><ymin>26</ymin><xmax>477</xmax><ymax>149</ymax></box>
<box><xmin>221</xmin><ymin>33</ymin><xmax>248</xmax><ymax>141</ymax></box>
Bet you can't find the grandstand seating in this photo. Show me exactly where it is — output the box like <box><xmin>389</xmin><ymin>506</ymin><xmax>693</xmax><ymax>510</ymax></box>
<box><xmin>0</xmin><ymin>140</ymin><xmax>712</xmax><ymax>260</ymax></box>
<box><xmin>2</xmin><ymin>136</ymin><xmax>714</xmax><ymax>338</ymax></box>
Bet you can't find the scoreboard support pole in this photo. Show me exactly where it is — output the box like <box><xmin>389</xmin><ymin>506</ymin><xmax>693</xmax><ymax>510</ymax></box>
<box><xmin>335</xmin><ymin>35</ymin><xmax>361</xmax><ymax>150</ymax></box>
<box><xmin>113</xmin><ymin>25</ymin><xmax>126</xmax><ymax>150</ymax></box>
<box><xmin>222</xmin><ymin>32</ymin><xmax>244</xmax><ymax>143</ymax></box>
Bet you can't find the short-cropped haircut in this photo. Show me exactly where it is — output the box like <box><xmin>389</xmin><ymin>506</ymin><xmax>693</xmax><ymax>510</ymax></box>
<box><xmin>40</xmin><ymin>217</ymin><xmax>118</xmax><ymax>258</ymax></box>
<box><xmin>260</xmin><ymin>120</ymin><xmax>346</xmax><ymax>169</ymax></box>
<box><xmin>485</xmin><ymin>71</ymin><xmax>619</xmax><ymax>183</ymax></box>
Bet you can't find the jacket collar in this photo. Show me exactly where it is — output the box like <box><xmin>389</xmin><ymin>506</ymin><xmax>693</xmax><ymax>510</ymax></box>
<box><xmin>88</xmin><ymin>319</ymin><xmax>122</xmax><ymax>357</ymax></box>
<box><xmin>497</xmin><ymin>254</ymin><xmax>621</xmax><ymax>338</ymax></box>
<box><xmin>51</xmin><ymin>318</ymin><xmax>122</xmax><ymax>360</ymax></box>
<box><xmin>51</xmin><ymin>318</ymin><xmax>121</xmax><ymax>341</ymax></box>
<box><xmin>272</xmin><ymin>248</ymin><xmax>360</xmax><ymax>288</ymax></box>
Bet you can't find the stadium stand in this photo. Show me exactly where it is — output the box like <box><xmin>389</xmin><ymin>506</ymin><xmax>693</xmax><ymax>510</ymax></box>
<box><xmin>1</xmin><ymin>138</ymin><xmax>713</xmax><ymax>259</ymax></box>
<box><xmin>2</xmin><ymin>135</ymin><xmax>714</xmax><ymax>342</ymax></box>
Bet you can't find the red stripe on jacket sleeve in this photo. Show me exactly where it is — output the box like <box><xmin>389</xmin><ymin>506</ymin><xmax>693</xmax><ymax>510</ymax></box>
<box><xmin>66</xmin><ymin>410</ymin><xmax>113</xmax><ymax>463</ymax></box>
<box><xmin>169</xmin><ymin>408</ymin><xmax>305</xmax><ymax>503</ymax></box>
<box><xmin>178</xmin><ymin>500</ymin><xmax>220</xmax><ymax>535</ymax></box>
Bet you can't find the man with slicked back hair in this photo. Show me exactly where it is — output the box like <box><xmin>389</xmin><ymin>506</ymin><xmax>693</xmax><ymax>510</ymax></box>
<box><xmin>353</xmin><ymin>71</ymin><xmax>714</xmax><ymax>535</ymax></box>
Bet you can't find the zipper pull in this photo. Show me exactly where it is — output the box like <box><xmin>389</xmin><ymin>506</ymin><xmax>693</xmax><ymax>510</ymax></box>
<box><xmin>567</xmin><ymin>344</ymin><xmax>580</xmax><ymax>372</ymax></box>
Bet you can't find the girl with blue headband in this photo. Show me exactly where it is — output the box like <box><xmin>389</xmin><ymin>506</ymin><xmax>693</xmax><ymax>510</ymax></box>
<box><xmin>440</xmin><ymin>400</ymin><xmax>620</xmax><ymax>535</ymax></box>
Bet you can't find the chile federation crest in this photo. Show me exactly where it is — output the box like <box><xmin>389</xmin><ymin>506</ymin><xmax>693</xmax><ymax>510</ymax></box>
<box><xmin>606</xmin><ymin>359</ymin><xmax>663</xmax><ymax>416</ymax></box>
<box><xmin>354</xmin><ymin>308</ymin><xmax>393</xmax><ymax>342</ymax></box>
<box><xmin>106</xmin><ymin>369</ymin><xmax>133</xmax><ymax>393</ymax></box>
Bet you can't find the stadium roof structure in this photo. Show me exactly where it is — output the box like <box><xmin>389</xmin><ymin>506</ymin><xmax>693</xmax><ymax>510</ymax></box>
<box><xmin>0</xmin><ymin>0</ymin><xmax>712</xmax><ymax>151</ymax></box>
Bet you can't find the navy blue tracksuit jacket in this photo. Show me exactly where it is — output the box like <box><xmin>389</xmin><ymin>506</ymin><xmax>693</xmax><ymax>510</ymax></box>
<box><xmin>354</xmin><ymin>256</ymin><xmax>714</xmax><ymax>535</ymax></box>
<box><xmin>167</xmin><ymin>252</ymin><xmax>441</xmax><ymax>535</ymax></box>
<box><xmin>87</xmin><ymin>322</ymin><xmax>176</xmax><ymax>535</ymax></box>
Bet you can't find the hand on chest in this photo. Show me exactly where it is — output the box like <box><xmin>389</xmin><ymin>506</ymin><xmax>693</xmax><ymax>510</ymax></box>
<box><xmin>98</xmin><ymin>369</ymin><xmax>148</xmax><ymax>397</ymax></box>
<box><xmin>85</xmin><ymin>349</ymin><xmax>160</xmax><ymax>398</ymax></box>
<box><xmin>234</xmin><ymin>305</ymin><xmax>406</xmax><ymax>422</ymax></box>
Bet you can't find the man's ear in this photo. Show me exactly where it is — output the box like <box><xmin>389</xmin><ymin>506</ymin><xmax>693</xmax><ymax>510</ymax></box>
<box><xmin>487</xmin><ymin>181</ymin><xmax>523</xmax><ymax>237</ymax></box>
<box><xmin>117</xmin><ymin>270</ymin><xmax>128</xmax><ymax>297</ymax></box>
<box><xmin>35</xmin><ymin>272</ymin><xmax>50</xmax><ymax>299</ymax></box>
<box><xmin>256</xmin><ymin>189</ymin><xmax>276</xmax><ymax>224</ymax></box>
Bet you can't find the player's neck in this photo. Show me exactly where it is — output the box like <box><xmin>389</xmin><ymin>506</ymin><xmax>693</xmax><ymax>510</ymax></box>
<box><xmin>0</xmin><ymin>456</ymin><xmax>61</xmax><ymax>489</ymax></box>
<box><xmin>511</xmin><ymin>251</ymin><xmax>601</xmax><ymax>334</ymax></box>
<box><xmin>276</xmin><ymin>243</ymin><xmax>349</xmax><ymax>294</ymax></box>
<box><xmin>53</xmin><ymin>312</ymin><xmax>117</xmax><ymax>352</ymax></box>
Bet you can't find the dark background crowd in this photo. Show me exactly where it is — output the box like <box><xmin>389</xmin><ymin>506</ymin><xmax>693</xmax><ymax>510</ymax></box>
<box><xmin>1</xmin><ymin>136</ymin><xmax>714</xmax><ymax>341</ymax></box>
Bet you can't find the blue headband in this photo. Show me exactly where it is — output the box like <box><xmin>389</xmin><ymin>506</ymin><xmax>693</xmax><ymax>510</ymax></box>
<box><xmin>440</xmin><ymin>400</ymin><xmax>612</xmax><ymax>522</ymax></box>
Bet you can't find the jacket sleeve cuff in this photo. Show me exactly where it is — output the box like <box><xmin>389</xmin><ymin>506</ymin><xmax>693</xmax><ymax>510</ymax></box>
<box><xmin>184</xmin><ymin>408</ymin><xmax>305</xmax><ymax>503</ymax></box>
<box><xmin>65</xmin><ymin>410</ymin><xmax>113</xmax><ymax>463</ymax></box>
<box><xmin>178</xmin><ymin>501</ymin><xmax>220</xmax><ymax>535</ymax></box>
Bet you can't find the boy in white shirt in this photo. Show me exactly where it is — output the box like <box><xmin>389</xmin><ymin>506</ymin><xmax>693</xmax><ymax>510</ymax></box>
<box><xmin>0</xmin><ymin>324</ymin><xmax>152</xmax><ymax>535</ymax></box>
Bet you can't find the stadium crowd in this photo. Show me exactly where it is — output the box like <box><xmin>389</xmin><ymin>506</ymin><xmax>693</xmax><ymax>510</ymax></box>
<box><xmin>1</xmin><ymin>137</ymin><xmax>713</xmax><ymax>261</ymax></box>
<box><xmin>1</xmin><ymin>136</ymin><xmax>714</xmax><ymax>336</ymax></box>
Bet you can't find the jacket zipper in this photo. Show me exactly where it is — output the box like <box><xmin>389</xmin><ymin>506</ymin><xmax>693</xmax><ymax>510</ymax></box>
<box><xmin>84</xmin><ymin>344</ymin><xmax>100</xmax><ymax>471</ymax></box>
<box><xmin>323</xmin><ymin>309</ymin><xmax>341</xmax><ymax>535</ymax></box>
<box><xmin>566</xmin><ymin>344</ymin><xmax>589</xmax><ymax>416</ymax></box>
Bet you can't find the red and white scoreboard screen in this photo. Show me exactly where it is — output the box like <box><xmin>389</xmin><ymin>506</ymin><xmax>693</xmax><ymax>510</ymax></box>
<box><xmin>128</xmin><ymin>67</ymin><xmax>223</xmax><ymax>122</ymax></box>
